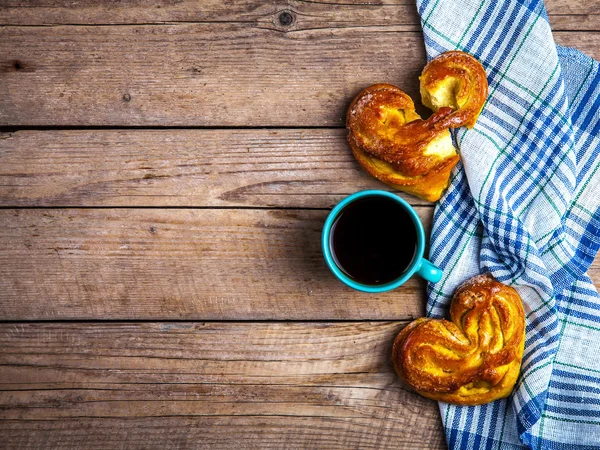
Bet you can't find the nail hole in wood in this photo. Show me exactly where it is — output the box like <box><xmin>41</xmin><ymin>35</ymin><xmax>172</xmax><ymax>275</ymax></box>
<box><xmin>14</xmin><ymin>61</ymin><xmax>22</xmax><ymax>71</ymax></box>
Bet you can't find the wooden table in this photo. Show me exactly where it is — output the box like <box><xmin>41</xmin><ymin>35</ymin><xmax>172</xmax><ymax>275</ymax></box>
<box><xmin>0</xmin><ymin>1</ymin><xmax>598</xmax><ymax>448</ymax></box>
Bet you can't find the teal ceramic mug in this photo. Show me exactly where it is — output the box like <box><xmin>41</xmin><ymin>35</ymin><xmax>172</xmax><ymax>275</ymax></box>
<box><xmin>321</xmin><ymin>190</ymin><xmax>442</xmax><ymax>293</ymax></box>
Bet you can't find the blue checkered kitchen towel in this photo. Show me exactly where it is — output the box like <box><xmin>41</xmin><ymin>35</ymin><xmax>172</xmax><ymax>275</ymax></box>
<box><xmin>416</xmin><ymin>0</ymin><xmax>600</xmax><ymax>448</ymax></box>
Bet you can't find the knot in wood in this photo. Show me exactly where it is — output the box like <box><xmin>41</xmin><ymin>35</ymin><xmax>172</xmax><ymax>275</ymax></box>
<box><xmin>278</xmin><ymin>11</ymin><xmax>294</xmax><ymax>27</ymax></box>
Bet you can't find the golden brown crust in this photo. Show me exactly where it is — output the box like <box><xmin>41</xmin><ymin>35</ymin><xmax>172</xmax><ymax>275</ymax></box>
<box><xmin>419</xmin><ymin>51</ymin><xmax>488</xmax><ymax>129</ymax></box>
<box><xmin>349</xmin><ymin>138</ymin><xmax>459</xmax><ymax>202</ymax></box>
<box><xmin>346</xmin><ymin>52</ymin><xmax>487</xmax><ymax>202</ymax></box>
<box><xmin>392</xmin><ymin>274</ymin><xmax>525</xmax><ymax>405</ymax></box>
<box><xmin>346</xmin><ymin>84</ymin><xmax>459</xmax><ymax>202</ymax></box>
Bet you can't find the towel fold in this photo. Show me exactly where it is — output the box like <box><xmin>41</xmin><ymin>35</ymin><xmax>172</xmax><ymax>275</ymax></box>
<box><xmin>416</xmin><ymin>0</ymin><xmax>600</xmax><ymax>448</ymax></box>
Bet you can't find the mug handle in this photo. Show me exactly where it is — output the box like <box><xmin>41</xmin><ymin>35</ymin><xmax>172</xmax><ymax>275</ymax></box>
<box><xmin>416</xmin><ymin>258</ymin><xmax>443</xmax><ymax>283</ymax></box>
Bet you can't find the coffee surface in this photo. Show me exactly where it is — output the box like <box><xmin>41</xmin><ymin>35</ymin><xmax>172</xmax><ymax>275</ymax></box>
<box><xmin>330</xmin><ymin>196</ymin><xmax>417</xmax><ymax>285</ymax></box>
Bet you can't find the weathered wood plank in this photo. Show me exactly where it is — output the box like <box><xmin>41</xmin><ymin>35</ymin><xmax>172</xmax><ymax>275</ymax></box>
<box><xmin>548</xmin><ymin>3</ymin><xmax>600</xmax><ymax>31</ymax></box>
<box><xmin>0</xmin><ymin>322</ymin><xmax>446</xmax><ymax>449</ymax></box>
<box><xmin>0</xmin><ymin>25</ymin><xmax>427</xmax><ymax>127</ymax></box>
<box><xmin>0</xmin><ymin>129</ymin><xmax>426</xmax><ymax>208</ymax></box>
<box><xmin>0</xmin><ymin>0</ymin><xmax>597</xmax><ymax>31</ymax></box>
<box><xmin>1</xmin><ymin>26</ymin><xmax>597</xmax><ymax>127</ymax></box>
<box><xmin>0</xmin><ymin>208</ymin><xmax>432</xmax><ymax>320</ymax></box>
<box><xmin>0</xmin><ymin>0</ymin><xmax>420</xmax><ymax>28</ymax></box>
<box><xmin>0</xmin><ymin>208</ymin><xmax>598</xmax><ymax>320</ymax></box>
<box><xmin>0</xmin><ymin>417</ymin><xmax>443</xmax><ymax>450</ymax></box>
<box><xmin>546</xmin><ymin>0</ymin><xmax>600</xmax><ymax>15</ymax></box>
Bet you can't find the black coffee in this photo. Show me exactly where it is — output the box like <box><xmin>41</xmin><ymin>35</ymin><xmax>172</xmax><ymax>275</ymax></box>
<box><xmin>329</xmin><ymin>196</ymin><xmax>417</xmax><ymax>285</ymax></box>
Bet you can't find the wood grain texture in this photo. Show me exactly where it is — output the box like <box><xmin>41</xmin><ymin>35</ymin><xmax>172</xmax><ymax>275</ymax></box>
<box><xmin>0</xmin><ymin>322</ymin><xmax>446</xmax><ymax>449</ymax></box>
<box><xmin>0</xmin><ymin>208</ymin><xmax>432</xmax><ymax>320</ymax></box>
<box><xmin>0</xmin><ymin>129</ymin><xmax>428</xmax><ymax>207</ymax></box>
<box><xmin>0</xmin><ymin>3</ymin><xmax>597</xmax><ymax>448</ymax></box>
<box><xmin>1</xmin><ymin>25</ymin><xmax>598</xmax><ymax>126</ymax></box>
<box><xmin>1</xmin><ymin>207</ymin><xmax>598</xmax><ymax>321</ymax></box>
<box><xmin>0</xmin><ymin>0</ymin><xmax>597</xmax><ymax>31</ymax></box>
<box><xmin>0</xmin><ymin>0</ymin><xmax>420</xmax><ymax>28</ymax></box>
<box><xmin>0</xmin><ymin>25</ymin><xmax>427</xmax><ymax>127</ymax></box>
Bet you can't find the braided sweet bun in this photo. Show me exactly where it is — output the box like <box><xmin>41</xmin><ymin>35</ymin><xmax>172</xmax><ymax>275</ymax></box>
<box><xmin>346</xmin><ymin>84</ymin><xmax>459</xmax><ymax>202</ymax></box>
<box><xmin>420</xmin><ymin>50</ymin><xmax>488</xmax><ymax>129</ymax></box>
<box><xmin>392</xmin><ymin>274</ymin><xmax>525</xmax><ymax>405</ymax></box>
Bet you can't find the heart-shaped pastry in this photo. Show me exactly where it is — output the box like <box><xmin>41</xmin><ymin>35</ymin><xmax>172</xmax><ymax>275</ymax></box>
<box><xmin>347</xmin><ymin>51</ymin><xmax>487</xmax><ymax>202</ymax></box>
<box><xmin>347</xmin><ymin>83</ymin><xmax>460</xmax><ymax>202</ymax></box>
<box><xmin>392</xmin><ymin>274</ymin><xmax>525</xmax><ymax>405</ymax></box>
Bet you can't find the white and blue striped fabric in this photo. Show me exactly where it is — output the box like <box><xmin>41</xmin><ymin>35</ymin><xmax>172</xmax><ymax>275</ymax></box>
<box><xmin>416</xmin><ymin>0</ymin><xmax>600</xmax><ymax>448</ymax></box>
